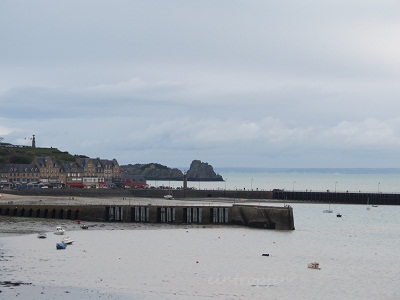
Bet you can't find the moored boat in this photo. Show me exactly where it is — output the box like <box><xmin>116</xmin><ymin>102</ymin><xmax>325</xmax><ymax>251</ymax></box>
<box><xmin>62</xmin><ymin>236</ymin><xmax>74</xmax><ymax>245</ymax></box>
<box><xmin>323</xmin><ymin>202</ymin><xmax>333</xmax><ymax>213</ymax></box>
<box><xmin>56</xmin><ymin>242</ymin><xmax>67</xmax><ymax>250</ymax></box>
<box><xmin>308</xmin><ymin>262</ymin><xmax>321</xmax><ymax>270</ymax></box>
<box><xmin>37</xmin><ymin>232</ymin><xmax>47</xmax><ymax>239</ymax></box>
<box><xmin>54</xmin><ymin>226</ymin><xmax>66</xmax><ymax>235</ymax></box>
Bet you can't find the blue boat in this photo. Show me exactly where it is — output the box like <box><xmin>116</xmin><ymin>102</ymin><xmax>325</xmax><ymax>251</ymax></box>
<box><xmin>56</xmin><ymin>242</ymin><xmax>67</xmax><ymax>250</ymax></box>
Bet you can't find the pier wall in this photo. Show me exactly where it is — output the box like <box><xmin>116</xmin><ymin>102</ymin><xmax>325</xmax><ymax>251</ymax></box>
<box><xmin>231</xmin><ymin>205</ymin><xmax>294</xmax><ymax>230</ymax></box>
<box><xmin>2</xmin><ymin>188</ymin><xmax>399</xmax><ymax>205</ymax></box>
<box><xmin>0</xmin><ymin>203</ymin><xmax>294</xmax><ymax>230</ymax></box>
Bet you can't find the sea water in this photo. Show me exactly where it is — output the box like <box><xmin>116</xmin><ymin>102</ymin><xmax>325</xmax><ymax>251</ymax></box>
<box><xmin>1</xmin><ymin>203</ymin><xmax>400</xmax><ymax>299</ymax></box>
<box><xmin>154</xmin><ymin>168</ymin><xmax>400</xmax><ymax>194</ymax></box>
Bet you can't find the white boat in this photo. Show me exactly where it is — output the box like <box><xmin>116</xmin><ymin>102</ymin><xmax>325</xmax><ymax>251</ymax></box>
<box><xmin>54</xmin><ymin>226</ymin><xmax>66</xmax><ymax>235</ymax></box>
<box><xmin>62</xmin><ymin>236</ymin><xmax>74</xmax><ymax>245</ymax></box>
<box><xmin>164</xmin><ymin>194</ymin><xmax>174</xmax><ymax>200</ymax></box>
<box><xmin>37</xmin><ymin>232</ymin><xmax>47</xmax><ymax>239</ymax></box>
<box><xmin>323</xmin><ymin>202</ymin><xmax>333</xmax><ymax>213</ymax></box>
<box><xmin>308</xmin><ymin>262</ymin><xmax>321</xmax><ymax>270</ymax></box>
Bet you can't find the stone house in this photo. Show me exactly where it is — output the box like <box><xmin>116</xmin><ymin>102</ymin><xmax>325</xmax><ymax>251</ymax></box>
<box><xmin>0</xmin><ymin>156</ymin><xmax>122</xmax><ymax>189</ymax></box>
<box><xmin>32</xmin><ymin>156</ymin><xmax>62</xmax><ymax>186</ymax></box>
<box><xmin>0</xmin><ymin>164</ymin><xmax>40</xmax><ymax>188</ymax></box>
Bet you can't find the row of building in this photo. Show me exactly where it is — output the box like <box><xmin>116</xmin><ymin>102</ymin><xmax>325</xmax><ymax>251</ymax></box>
<box><xmin>0</xmin><ymin>156</ymin><xmax>148</xmax><ymax>189</ymax></box>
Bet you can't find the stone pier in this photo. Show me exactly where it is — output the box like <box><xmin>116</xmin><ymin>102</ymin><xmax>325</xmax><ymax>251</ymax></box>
<box><xmin>0</xmin><ymin>203</ymin><xmax>295</xmax><ymax>230</ymax></box>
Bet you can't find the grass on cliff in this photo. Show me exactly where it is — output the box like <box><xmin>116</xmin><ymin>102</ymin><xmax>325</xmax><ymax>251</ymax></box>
<box><xmin>0</xmin><ymin>145</ymin><xmax>81</xmax><ymax>164</ymax></box>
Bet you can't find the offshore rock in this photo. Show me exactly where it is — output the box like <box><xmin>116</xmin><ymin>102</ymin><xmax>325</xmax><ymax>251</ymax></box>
<box><xmin>186</xmin><ymin>160</ymin><xmax>223</xmax><ymax>181</ymax></box>
<box><xmin>121</xmin><ymin>163</ymin><xmax>183</xmax><ymax>180</ymax></box>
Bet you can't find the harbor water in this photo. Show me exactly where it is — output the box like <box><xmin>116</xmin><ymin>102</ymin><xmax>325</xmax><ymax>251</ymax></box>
<box><xmin>1</xmin><ymin>202</ymin><xmax>400</xmax><ymax>299</ymax></box>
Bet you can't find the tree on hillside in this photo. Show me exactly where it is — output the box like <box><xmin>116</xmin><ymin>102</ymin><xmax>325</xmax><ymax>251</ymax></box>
<box><xmin>9</xmin><ymin>154</ymin><xmax>32</xmax><ymax>164</ymax></box>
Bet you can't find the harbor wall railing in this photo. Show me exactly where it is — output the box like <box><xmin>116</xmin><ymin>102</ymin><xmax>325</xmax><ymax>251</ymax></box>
<box><xmin>272</xmin><ymin>190</ymin><xmax>400</xmax><ymax>205</ymax></box>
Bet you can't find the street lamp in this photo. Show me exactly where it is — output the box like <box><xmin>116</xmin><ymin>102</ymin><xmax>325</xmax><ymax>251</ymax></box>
<box><xmin>224</xmin><ymin>179</ymin><xmax>227</xmax><ymax>190</ymax></box>
<box><xmin>293</xmin><ymin>181</ymin><xmax>296</xmax><ymax>192</ymax></box>
<box><xmin>251</xmin><ymin>178</ymin><xmax>253</xmax><ymax>191</ymax></box>
<box><xmin>335</xmin><ymin>181</ymin><xmax>337</xmax><ymax>193</ymax></box>
<box><xmin>378</xmin><ymin>182</ymin><xmax>380</xmax><ymax>193</ymax></box>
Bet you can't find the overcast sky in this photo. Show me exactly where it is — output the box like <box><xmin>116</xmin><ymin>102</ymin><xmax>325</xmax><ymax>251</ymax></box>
<box><xmin>1</xmin><ymin>1</ymin><xmax>400</xmax><ymax>169</ymax></box>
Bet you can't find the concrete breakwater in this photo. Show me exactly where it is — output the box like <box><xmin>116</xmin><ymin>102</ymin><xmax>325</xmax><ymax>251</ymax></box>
<box><xmin>2</xmin><ymin>187</ymin><xmax>399</xmax><ymax>205</ymax></box>
<box><xmin>0</xmin><ymin>188</ymin><xmax>273</xmax><ymax>200</ymax></box>
<box><xmin>0</xmin><ymin>202</ymin><xmax>294</xmax><ymax>230</ymax></box>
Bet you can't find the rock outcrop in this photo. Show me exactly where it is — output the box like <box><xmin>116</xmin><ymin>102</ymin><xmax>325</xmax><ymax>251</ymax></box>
<box><xmin>120</xmin><ymin>160</ymin><xmax>223</xmax><ymax>181</ymax></box>
<box><xmin>121</xmin><ymin>163</ymin><xmax>183</xmax><ymax>180</ymax></box>
<box><xmin>186</xmin><ymin>160</ymin><xmax>223</xmax><ymax>181</ymax></box>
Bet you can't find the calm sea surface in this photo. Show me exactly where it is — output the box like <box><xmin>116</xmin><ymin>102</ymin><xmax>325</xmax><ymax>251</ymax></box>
<box><xmin>1</xmin><ymin>203</ymin><xmax>400</xmax><ymax>299</ymax></box>
<box><xmin>155</xmin><ymin>168</ymin><xmax>400</xmax><ymax>194</ymax></box>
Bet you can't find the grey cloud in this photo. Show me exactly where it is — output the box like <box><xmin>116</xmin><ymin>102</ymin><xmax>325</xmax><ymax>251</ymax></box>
<box><xmin>1</xmin><ymin>1</ymin><xmax>400</xmax><ymax>167</ymax></box>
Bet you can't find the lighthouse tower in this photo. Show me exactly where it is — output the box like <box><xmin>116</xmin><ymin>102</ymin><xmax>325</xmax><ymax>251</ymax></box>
<box><xmin>31</xmin><ymin>135</ymin><xmax>36</xmax><ymax>148</ymax></box>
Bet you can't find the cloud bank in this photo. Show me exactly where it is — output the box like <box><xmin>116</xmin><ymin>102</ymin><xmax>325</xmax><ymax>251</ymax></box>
<box><xmin>1</xmin><ymin>1</ymin><xmax>400</xmax><ymax>168</ymax></box>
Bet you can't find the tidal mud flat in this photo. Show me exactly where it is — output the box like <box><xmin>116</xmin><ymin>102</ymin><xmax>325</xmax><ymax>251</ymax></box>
<box><xmin>0</xmin><ymin>218</ymin><xmax>253</xmax><ymax>300</ymax></box>
<box><xmin>0</xmin><ymin>211</ymin><xmax>236</xmax><ymax>300</ymax></box>
<box><xmin>0</xmin><ymin>216</ymin><xmax>169</xmax><ymax>299</ymax></box>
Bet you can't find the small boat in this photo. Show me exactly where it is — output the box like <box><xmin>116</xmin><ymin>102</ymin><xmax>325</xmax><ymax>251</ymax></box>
<box><xmin>372</xmin><ymin>205</ymin><xmax>378</xmax><ymax>207</ymax></box>
<box><xmin>56</xmin><ymin>242</ymin><xmax>67</xmax><ymax>250</ymax></box>
<box><xmin>366</xmin><ymin>197</ymin><xmax>371</xmax><ymax>210</ymax></box>
<box><xmin>81</xmin><ymin>224</ymin><xmax>89</xmax><ymax>229</ymax></box>
<box><xmin>54</xmin><ymin>226</ymin><xmax>66</xmax><ymax>235</ymax></box>
<box><xmin>308</xmin><ymin>262</ymin><xmax>321</xmax><ymax>270</ymax></box>
<box><xmin>164</xmin><ymin>194</ymin><xmax>174</xmax><ymax>200</ymax></box>
<box><xmin>323</xmin><ymin>202</ymin><xmax>333</xmax><ymax>213</ymax></box>
<box><xmin>62</xmin><ymin>237</ymin><xmax>74</xmax><ymax>245</ymax></box>
<box><xmin>336</xmin><ymin>213</ymin><xmax>342</xmax><ymax>218</ymax></box>
<box><xmin>37</xmin><ymin>232</ymin><xmax>47</xmax><ymax>239</ymax></box>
